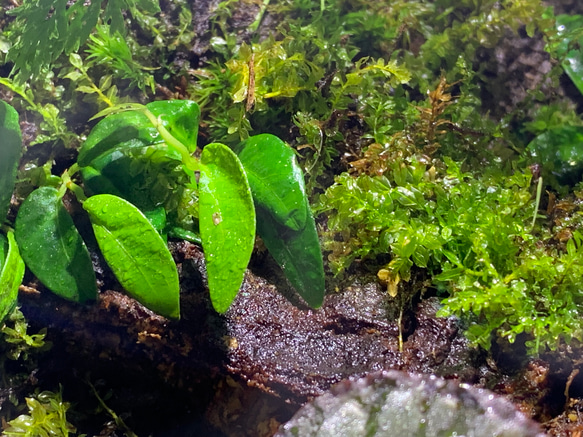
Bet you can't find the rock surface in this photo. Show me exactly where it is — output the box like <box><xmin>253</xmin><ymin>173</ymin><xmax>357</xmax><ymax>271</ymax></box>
<box><xmin>276</xmin><ymin>370</ymin><xmax>547</xmax><ymax>437</ymax></box>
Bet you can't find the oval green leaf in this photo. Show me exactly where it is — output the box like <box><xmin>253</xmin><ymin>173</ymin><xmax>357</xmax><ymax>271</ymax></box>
<box><xmin>84</xmin><ymin>194</ymin><xmax>180</xmax><ymax>319</ymax></box>
<box><xmin>233</xmin><ymin>133</ymin><xmax>307</xmax><ymax>231</ymax></box>
<box><xmin>14</xmin><ymin>187</ymin><xmax>97</xmax><ymax>303</ymax></box>
<box><xmin>0</xmin><ymin>231</ymin><xmax>25</xmax><ymax>323</ymax></box>
<box><xmin>0</xmin><ymin>100</ymin><xmax>23</xmax><ymax>221</ymax></box>
<box><xmin>232</xmin><ymin>134</ymin><xmax>324</xmax><ymax>308</ymax></box>
<box><xmin>199</xmin><ymin>143</ymin><xmax>256</xmax><ymax>313</ymax></box>
<box><xmin>256</xmin><ymin>204</ymin><xmax>325</xmax><ymax>309</ymax></box>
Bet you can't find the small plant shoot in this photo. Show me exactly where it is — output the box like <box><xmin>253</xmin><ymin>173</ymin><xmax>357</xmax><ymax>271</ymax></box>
<box><xmin>77</xmin><ymin>100</ymin><xmax>324</xmax><ymax>313</ymax></box>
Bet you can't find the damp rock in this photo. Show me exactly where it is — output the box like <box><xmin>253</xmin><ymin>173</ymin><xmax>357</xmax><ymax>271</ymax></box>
<box><xmin>276</xmin><ymin>370</ymin><xmax>546</xmax><ymax>437</ymax></box>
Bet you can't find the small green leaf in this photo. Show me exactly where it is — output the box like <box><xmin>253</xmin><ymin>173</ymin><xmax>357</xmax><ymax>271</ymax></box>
<box><xmin>84</xmin><ymin>194</ymin><xmax>180</xmax><ymax>319</ymax></box>
<box><xmin>144</xmin><ymin>205</ymin><xmax>167</xmax><ymax>237</ymax></box>
<box><xmin>0</xmin><ymin>100</ymin><xmax>23</xmax><ymax>221</ymax></box>
<box><xmin>75</xmin><ymin>85</ymin><xmax>98</xmax><ymax>94</ymax></box>
<box><xmin>233</xmin><ymin>133</ymin><xmax>307</xmax><ymax>231</ymax></box>
<box><xmin>14</xmin><ymin>187</ymin><xmax>97</xmax><ymax>303</ymax></box>
<box><xmin>0</xmin><ymin>231</ymin><xmax>24</xmax><ymax>323</ymax></box>
<box><xmin>199</xmin><ymin>143</ymin><xmax>256</xmax><ymax>313</ymax></box>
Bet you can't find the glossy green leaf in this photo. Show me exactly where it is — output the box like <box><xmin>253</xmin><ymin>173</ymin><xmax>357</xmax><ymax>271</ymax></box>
<box><xmin>167</xmin><ymin>226</ymin><xmax>202</xmax><ymax>245</ymax></box>
<box><xmin>256</xmin><ymin>204</ymin><xmax>325</xmax><ymax>309</ymax></box>
<box><xmin>144</xmin><ymin>205</ymin><xmax>167</xmax><ymax>236</ymax></box>
<box><xmin>14</xmin><ymin>187</ymin><xmax>97</xmax><ymax>303</ymax></box>
<box><xmin>78</xmin><ymin>110</ymin><xmax>158</xmax><ymax>167</ymax></box>
<box><xmin>147</xmin><ymin>100</ymin><xmax>200</xmax><ymax>153</ymax></box>
<box><xmin>556</xmin><ymin>14</ymin><xmax>583</xmax><ymax>96</ymax></box>
<box><xmin>0</xmin><ymin>231</ymin><xmax>24</xmax><ymax>322</ymax></box>
<box><xmin>527</xmin><ymin>125</ymin><xmax>583</xmax><ymax>185</ymax></box>
<box><xmin>84</xmin><ymin>194</ymin><xmax>180</xmax><ymax>319</ymax></box>
<box><xmin>0</xmin><ymin>100</ymin><xmax>23</xmax><ymax>221</ymax></box>
<box><xmin>78</xmin><ymin>100</ymin><xmax>200</xmax><ymax>167</ymax></box>
<box><xmin>79</xmin><ymin>101</ymin><xmax>200</xmax><ymax>225</ymax></box>
<box><xmin>233</xmin><ymin>133</ymin><xmax>324</xmax><ymax>308</ymax></box>
<box><xmin>199</xmin><ymin>143</ymin><xmax>256</xmax><ymax>313</ymax></box>
<box><xmin>232</xmin><ymin>133</ymin><xmax>307</xmax><ymax>231</ymax></box>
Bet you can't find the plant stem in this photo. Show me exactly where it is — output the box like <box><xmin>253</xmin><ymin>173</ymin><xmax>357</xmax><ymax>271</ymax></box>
<box><xmin>87</xmin><ymin>380</ymin><xmax>138</xmax><ymax>437</ymax></box>
<box><xmin>141</xmin><ymin>110</ymin><xmax>200</xmax><ymax>172</ymax></box>
<box><xmin>249</xmin><ymin>0</ymin><xmax>270</xmax><ymax>32</ymax></box>
<box><xmin>397</xmin><ymin>307</ymin><xmax>403</xmax><ymax>353</ymax></box>
<box><xmin>61</xmin><ymin>165</ymin><xmax>87</xmax><ymax>203</ymax></box>
<box><xmin>531</xmin><ymin>176</ymin><xmax>543</xmax><ymax>231</ymax></box>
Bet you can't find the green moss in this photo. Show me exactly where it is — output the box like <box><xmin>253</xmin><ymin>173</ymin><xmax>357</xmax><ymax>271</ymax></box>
<box><xmin>319</xmin><ymin>148</ymin><xmax>583</xmax><ymax>353</ymax></box>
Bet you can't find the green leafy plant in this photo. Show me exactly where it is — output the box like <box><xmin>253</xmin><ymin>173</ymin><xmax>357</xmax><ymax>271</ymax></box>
<box><xmin>5</xmin><ymin>0</ymin><xmax>160</xmax><ymax>82</ymax></box>
<box><xmin>3</xmin><ymin>387</ymin><xmax>76</xmax><ymax>437</ymax></box>
<box><xmin>2</xmin><ymin>99</ymin><xmax>325</xmax><ymax>318</ymax></box>
<box><xmin>76</xmin><ymin>100</ymin><xmax>324</xmax><ymax>313</ymax></box>
<box><xmin>1</xmin><ymin>307</ymin><xmax>47</xmax><ymax>362</ymax></box>
<box><xmin>85</xmin><ymin>24</ymin><xmax>157</xmax><ymax>94</ymax></box>
<box><xmin>0</xmin><ymin>77</ymin><xmax>77</xmax><ymax>149</ymax></box>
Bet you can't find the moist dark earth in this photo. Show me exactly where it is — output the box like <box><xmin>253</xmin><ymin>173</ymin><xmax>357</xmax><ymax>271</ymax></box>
<box><xmin>2</xmin><ymin>1</ymin><xmax>583</xmax><ymax>436</ymax></box>
<box><xmin>8</xmin><ymin>239</ymin><xmax>583</xmax><ymax>436</ymax></box>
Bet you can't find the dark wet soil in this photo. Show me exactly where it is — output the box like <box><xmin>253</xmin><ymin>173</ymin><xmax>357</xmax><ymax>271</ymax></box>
<box><xmin>5</xmin><ymin>241</ymin><xmax>583</xmax><ymax>436</ymax></box>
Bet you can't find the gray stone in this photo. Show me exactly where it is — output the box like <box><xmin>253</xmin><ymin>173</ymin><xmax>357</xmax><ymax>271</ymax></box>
<box><xmin>276</xmin><ymin>371</ymin><xmax>546</xmax><ymax>437</ymax></box>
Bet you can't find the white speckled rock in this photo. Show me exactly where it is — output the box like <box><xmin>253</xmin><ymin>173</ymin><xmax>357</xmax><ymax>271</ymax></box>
<box><xmin>276</xmin><ymin>370</ymin><xmax>546</xmax><ymax>437</ymax></box>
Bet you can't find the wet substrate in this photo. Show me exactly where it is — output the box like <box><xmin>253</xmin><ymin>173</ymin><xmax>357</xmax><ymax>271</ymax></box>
<box><xmin>5</xmin><ymin>241</ymin><xmax>581</xmax><ymax>435</ymax></box>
